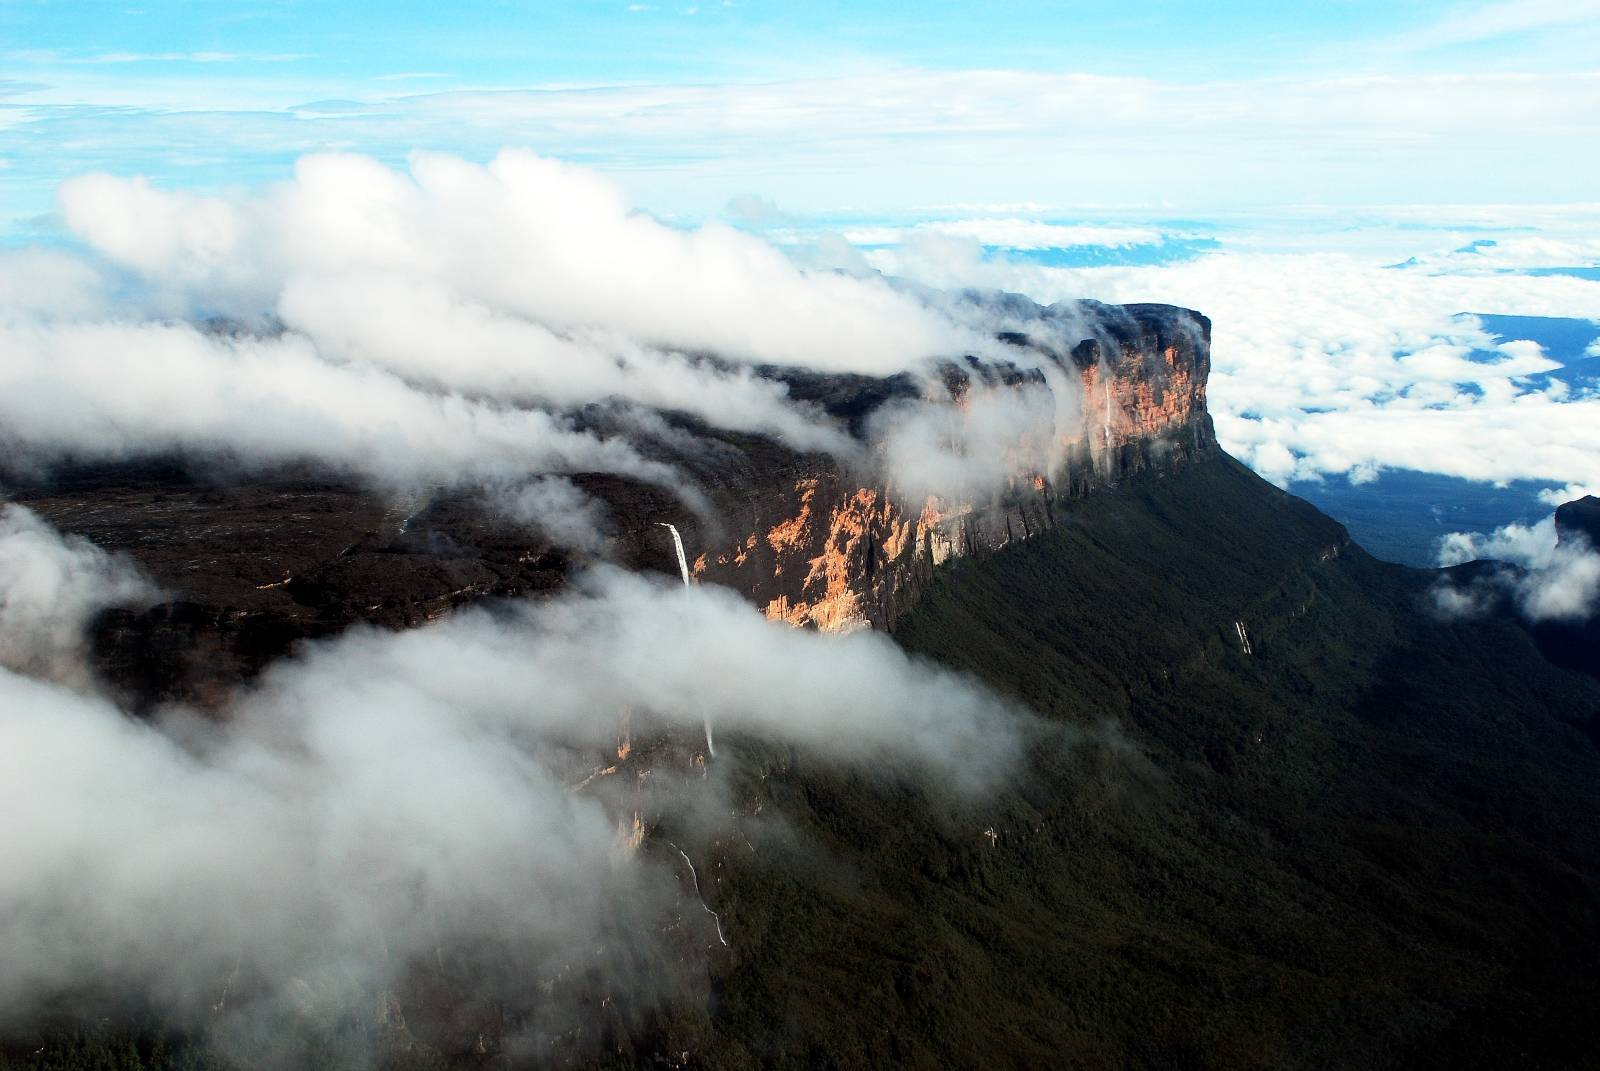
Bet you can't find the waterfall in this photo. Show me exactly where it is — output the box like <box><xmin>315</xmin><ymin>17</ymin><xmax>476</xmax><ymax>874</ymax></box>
<box><xmin>659</xmin><ymin>521</ymin><xmax>691</xmax><ymax>585</ymax></box>
<box><xmin>669</xmin><ymin>842</ymin><xmax>730</xmax><ymax>949</ymax></box>
<box><xmin>657</xmin><ymin>523</ymin><xmax>715</xmax><ymax>757</ymax></box>
<box><xmin>1102</xmin><ymin>376</ymin><xmax>1113</xmax><ymax>456</ymax></box>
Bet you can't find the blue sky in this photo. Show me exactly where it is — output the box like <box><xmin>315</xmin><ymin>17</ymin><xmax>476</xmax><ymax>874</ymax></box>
<box><xmin>4</xmin><ymin>0</ymin><xmax>1599</xmax><ymax>227</ymax></box>
<box><xmin>6</xmin><ymin>0</ymin><xmax>1598</xmax><ymax>81</ymax></box>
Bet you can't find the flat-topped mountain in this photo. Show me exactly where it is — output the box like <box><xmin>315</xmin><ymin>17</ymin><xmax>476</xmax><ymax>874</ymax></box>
<box><xmin>5</xmin><ymin>298</ymin><xmax>1215</xmax><ymax>704</ymax></box>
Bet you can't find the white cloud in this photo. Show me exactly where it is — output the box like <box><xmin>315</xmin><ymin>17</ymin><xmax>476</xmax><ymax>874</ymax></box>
<box><xmin>1540</xmin><ymin>482</ymin><xmax>1600</xmax><ymax>507</ymax></box>
<box><xmin>858</xmin><ymin>238</ymin><xmax>1600</xmax><ymax>490</ymax></box>
<box><xmin>6</xmin><ymin>68</ymin><xmax>1600</xmax><ymax>223</ymax></box>
<box><xmin>6</xmin><ymin>151</ymin><xmax>1190</xmax><ymax>517</ymax></box>
<box><xmin>59</xmin><ymin>150</ymin><xmax>967</xmax><ymax>375</ymax></box>
<box><xmin>1437</xmin><ymin>516</ymin><xmax>1560</xmax><ymax>569</ymax></box>
<box><xmin>0</xmin><ymin>318</ymin><xmax>682</xmax><ymax>493</ymax></box>
<box><xmin>0</xmin><ymin>559</ymin><xmax>1034</xmax><ymax>1047</ymax></box>
<box><xmin>0</xmin><ymin>504</ymin><xmax>155</xmax><ymax>685</ymax></box>
<box><xmin>1396</xmin><ymin>0</ymin><xmax>1600</xmax><ymax>50</ymax></box>
<box><xmin>870</xmin><ymin>373</ymin><xmax>1081</xmax><ymax>504</ymax></box>
<box><xmin>0</xmin><ymin>246</ymin><xmax>110</xmax><ymax>320</ymax></box>
<box><xmin>502</xmin><ymin>476</ymin><xmax>612</xmax><ymax>554</ymax></box>
<box><xmin>1435</xmin><ymin>515</ymin><xmax>1600</xmax><ymax>622</ymax></box>
<box><xmin>2</xmin><ymin>152</ymin><xmax>1082</xmax><ymax>532</ymax></box>
<box><xmin>1520</xmin><ymin>542</ymin><xmax>1600</xmax><ymax>621</ymax></box>
<box><xmin>834</xmin><ymin>220</ymin><xmax>1167</xmax><ymax>250</ymax></box>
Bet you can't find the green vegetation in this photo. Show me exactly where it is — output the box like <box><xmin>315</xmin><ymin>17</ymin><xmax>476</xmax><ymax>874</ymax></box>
<box><xmin>688</xmin><ymin>455</ymin><xmax>1600</xmax><ymax>1069</ymax></box>
<box><xmin>9</xmin><ymin>456</ymin><xmax>1598</xmax><ymax>1069</ymax></box>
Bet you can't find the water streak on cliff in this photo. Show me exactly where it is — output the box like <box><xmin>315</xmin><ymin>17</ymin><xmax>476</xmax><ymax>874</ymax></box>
<box><xmin>658</xmin><ymin>522</ymin><xmax>715</xmax><ymax>757</ymax></box>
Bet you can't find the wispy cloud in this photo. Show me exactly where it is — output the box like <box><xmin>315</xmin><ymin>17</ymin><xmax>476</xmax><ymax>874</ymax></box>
<box><xmin>7</xmin><ymin>49</ymin><xmax>307</xmax><ymax>65</ymax></box>
<box><xmin>1396</xmin><ymin>0</ymin><xmax>1600</xmax><ymax>50</ymax></box>
<box><xmin>5</xmin><ymin>67</ymin><xmax>1598</xmax><ymax>225</ymax></box>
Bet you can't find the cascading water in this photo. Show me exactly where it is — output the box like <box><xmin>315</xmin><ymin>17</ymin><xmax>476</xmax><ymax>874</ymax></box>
<box><xmin>657</xmin><ymin>523</ymin><xmax>715</xmax><ymax>758</ymax></box>
<box><xmin>667</xmin><ymin>841</ymin><xmax>730</xmax><ymax>949</ymax></box>
<box><xmin>659</xmin><ymin>521</ymin><xmax>691</xmax><ymax>586</ymax></box>
<box><xmin>1102</xmin><ymin>376</ymin><xmax>1113</xmax><ymax>456</ymax></box>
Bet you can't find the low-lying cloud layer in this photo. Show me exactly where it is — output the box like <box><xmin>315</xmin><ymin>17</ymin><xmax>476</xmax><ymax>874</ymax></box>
<box><xmin>0</xmin><ymin>317</ymin><xmax>683</xmax><ymax>491</ymax></box>
<box><xmin>0</xmin><ymin>507</ymin><xmax>1034</xmax><ymax>1053</ymax></box>
<box><xmin>1434</xmin><ymin>516</ymin><xmax>1600</xmax><ymax>623</ymax></box>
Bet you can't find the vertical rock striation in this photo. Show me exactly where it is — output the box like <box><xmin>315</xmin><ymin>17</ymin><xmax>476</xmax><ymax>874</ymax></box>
<box><xmin>663</xmin><ymin>300</ymin><xmax>1217</xmax><ymax>632</ymax></box>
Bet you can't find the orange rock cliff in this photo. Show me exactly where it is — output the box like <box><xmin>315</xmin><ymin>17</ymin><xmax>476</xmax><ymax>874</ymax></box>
<box><xmin>623</xmin><ymin>300</ymin><xmax>1217</xmax><ymax>633</ymax></box>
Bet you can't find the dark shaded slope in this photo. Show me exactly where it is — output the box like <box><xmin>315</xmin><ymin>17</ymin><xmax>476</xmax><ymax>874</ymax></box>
<box><xmin>7</xmin><ymin>455</ymin><xmax>1599</xmax><ymax>1070</ymax></box>
<box><xmin>686</xmin><ymin>456</ymin><xmax>1600</xmax><ymax>1070</ymax></box>
<box><xmin>1530</xmin><ymin>495</ymin><xmax>1600</xmax><ymax>682</ymax></box>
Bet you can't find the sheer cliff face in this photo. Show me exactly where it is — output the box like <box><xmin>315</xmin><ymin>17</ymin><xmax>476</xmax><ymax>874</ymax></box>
<box><xmin>658</xmin><ymin>301</ymin><xmax>1217</xmax><ymax>633</ymax></box>
<box><xmin>1556</xmin><ymin>496</ymin><xmax>1600</xmax><ymax>550</ymax></box>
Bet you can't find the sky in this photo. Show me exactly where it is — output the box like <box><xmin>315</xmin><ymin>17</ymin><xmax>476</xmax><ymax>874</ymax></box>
<box><xmin>4</xmin><ymin>0</ymin><xmax>1600</xmax><ymax>220</ymax></box>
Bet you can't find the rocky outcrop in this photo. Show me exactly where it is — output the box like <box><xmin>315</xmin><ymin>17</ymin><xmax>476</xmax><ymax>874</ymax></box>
<box><xmin>662</xmin><ymin>300</ymin><xmax>1217</xmax><ymax>632</ymax></box>
<box><xmin>1532</xmin><ymin>495</ymin><xmax>1600</xmax><ymax>684</ymax></box>
<box><xmin>1556</xmin><ymin>496</ymin><xmax>1600</xmax><ymax>550</ymax></box>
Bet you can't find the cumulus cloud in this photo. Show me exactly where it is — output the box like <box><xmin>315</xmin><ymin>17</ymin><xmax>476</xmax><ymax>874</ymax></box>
<box><xmin>58</xmin><ymin>150</ymin><xmax>967</xmax><ymax>374</ymax></box>
<box><xmin>1436</xmin><ymin>517</ymin><xmax>1561</xmax><ymax>570</ymax></box>
<box><xmin>0</xmin><ymin>152</ymin><xmax>1005</xmax><ymax>557</ymax></box>
<box><xmin>0</xmin><ymin>503</ymin><xmax>155</xmax><ymax>684</ymax></box>
<box><xmin>7</xmin><ymin>151</ymin><xmax>1204</xmax><ymax>541</ymax></box>
<box><xmin>1541</xmin><ymin>482</ymin><xmax>1600</xmax><ymax>507</ymax></box>
<box><xmin>0</xmin><ymin>550</ymin><xmax>1033</xmax><ymax>1054</ymax></box>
